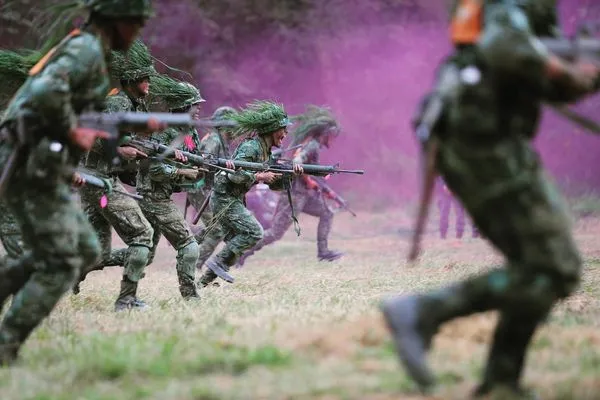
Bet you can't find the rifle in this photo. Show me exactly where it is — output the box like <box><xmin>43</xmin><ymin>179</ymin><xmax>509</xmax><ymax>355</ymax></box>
<box><xmin>313</xmin><ymin>177</ymin><xmax>357</xmax><ymax>217</ymax></box>
<box><xmin>76</xmin><ymin>170</ymin><xmax>143</xmax><ymax>200</ymax></box>
<box><xmin>78</xmin><ymin>111</ymin><xmax>236</xmax><ymax>167</ymax></box>
<box><xmin>539</xmin><ymin>22</ymin><xmax>600</xmax><ymax>66</ymax></box>
<box><xmin>124</xmin><ymin>137</ymin><xmax>365</xmax><ymax>177</ymax></box>
<box><xmin>408</xmin><ymin>63</ymin><xmax>460</xmax><ymax>263</ymax></box>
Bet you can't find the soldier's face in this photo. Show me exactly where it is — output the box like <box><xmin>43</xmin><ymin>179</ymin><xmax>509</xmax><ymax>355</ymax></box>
<box><xmin>136</xmin><ymin>78</ymin><xmax>150</xmax><ymax>97</ymax></box>
<box><xmin>272</xmin><ymin>127</ymin><xmax>287</xmax><ymax>148</ymax></box>
<box><xmin>190</xmin><ymin>104</ymin><xmax>201</xmax><ymax>120</ymax></box>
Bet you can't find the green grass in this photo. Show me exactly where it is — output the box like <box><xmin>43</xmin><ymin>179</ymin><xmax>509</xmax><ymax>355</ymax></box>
<box><xmin>1</xmin><ymin>209</ymin><xmax>600</xmax><ymax>399</ymax></box>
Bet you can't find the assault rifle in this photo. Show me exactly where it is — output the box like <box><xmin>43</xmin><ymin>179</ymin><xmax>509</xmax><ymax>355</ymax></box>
<box><xmin>313</xmin><ymin>177</ymin><xmax>357</xmax><ymax>217</ymax></box>
<box><xmin>78</xmin><ymin>111</ymin><xmax>236</xmax><ymax>166</ymax></box>
<box><xmin>76</xmin><ymin>170</ymin><xmax>143</xmax><ymax>201</ymax></box>
<box><xmin>124</xmin><ymin>137</ymin><xmax>365</xmax><ymax>177</ymax></box>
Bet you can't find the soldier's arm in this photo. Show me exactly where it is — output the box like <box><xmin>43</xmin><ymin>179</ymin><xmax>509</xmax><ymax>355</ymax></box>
<box><xmin>148</xmin><ymin>160</ymin><xmax>182</xmax><ymax>183</ymax></box>
<box><xmin>27</xmin><ymin>36</ymin><xmax>104</xmax><ymax>141</ymax></box>
<box><xmin>292</xmin><ymin>140</ymin><xmax>319</xmax><ymax>165</ymax></box>
<box><xmin>227</xmin><ymin>141</ymin><xmax>259</xmax><ymax>185</ymax></box>
<box><xmin>478</xmin><ymin>4</ymin><xmax>594</xmax><ymax>101</ymax></box>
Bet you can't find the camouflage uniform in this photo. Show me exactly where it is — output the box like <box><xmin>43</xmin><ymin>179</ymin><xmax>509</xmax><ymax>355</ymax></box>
<box><xmin>238</xmin><ymin>106</ymin><xmax>343</xmax><ymax>265</ymax></box>
<box><xmin>137</xmin><ymin>126</ymin><xmax>200</xmax><ymax>299</ymax></box>
<box><xmin>436</xmin><ymin>177</ymin><xmax>479</xmax><ymax>239</ymax></box>
<box><xmin>198</xmin><ymin>101</ymin><xmax>290</xmax><ymax>285</ymax></box>
<box><xmin>0</xmin><ymin>28</ymin><xmax>109</xmax><ymax>364</ymax></box>
<box><xmin>0</xmin><ymin>201</ymin><xmax>25</xmax><ymax>259</ymax></box>
<box><xmin>183</xmin><ymin>107</ymin><xmax>236</xmax><ymax>285</ymax></box>
<box><xmin>382</xmin><ymin>1</ymin><xmax>597</xmax><ymax>396</ymax></box>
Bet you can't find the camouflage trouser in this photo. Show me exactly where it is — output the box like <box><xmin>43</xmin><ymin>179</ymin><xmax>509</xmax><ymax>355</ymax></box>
<box><xmin>187</xmin><ymin>190</ymin><xmax>225</xmax><ymax>271</ymax></box>
<box><xmin>0</xmin><ymin>179</ymin><xmax>101</xmax><ymax>360</ymax></box>
<box><xmin>248</xmin><ymin>189</ymin><xmax>334</xmax><ymax>257</ymax></box>
<box><xmin>416</xmin><ymin>135</ymin><xmax>582</xmax><ymax>387</ymax></box>
<box><xmin>203</xmin><ymin>193</ymin><xmax>262</xmax><ymax>279</ymax></box>
<box><xmin>437</xmin><ymin>191</ymin><xmax>479</xmax><ymax>238</ymax></box>
<box><xmin>138</xmin><ymin>197</ymin><xmax>199</xmax><ymax>297</ymax></box>
<box><xmin>0</xmin><ymin>201</ymin><xmax>25</xmax><ymax>259</ymax></box>
<box><xmin>79</xmin><ymin>180</ymin><xmax>154</xmax><ymax>283</ymax></box>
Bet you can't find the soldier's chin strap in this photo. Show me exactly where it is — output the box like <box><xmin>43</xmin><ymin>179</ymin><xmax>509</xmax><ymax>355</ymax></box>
<box><xmin>283</xmin><ymin>175</ymin><xmax>301</xmax><ymax>236</ymax></box>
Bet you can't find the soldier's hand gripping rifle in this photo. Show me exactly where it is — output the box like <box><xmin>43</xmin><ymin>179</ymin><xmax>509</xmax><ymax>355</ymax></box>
<box><xmin>408</xmin><ymin>63</ymin><xmax>460</xmax><ymax>263</ymax></box>
<box><xmin>75</xmin><ymin>170</ymin><xmax>143</xmax><ymax>201</ymax></box>
<box><xmin>540</xmin><ymin>22</ymin><xmax>600</xmax><ymax>134</ymax></box>
<box><xmin>77</xmin><ymin>111</ymin><xmax>236</xmax><ymax>166</ymax></box>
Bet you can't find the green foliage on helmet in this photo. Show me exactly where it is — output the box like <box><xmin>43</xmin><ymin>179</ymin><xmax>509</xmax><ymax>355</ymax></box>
<box><xmin>230</xmin><ymin>100</ymin><xmax>290</xmax><ymax>137</ymax></box>
<box><xmin>0</xmin><ymin>49</ymin><xmax>42</xmax><ymax>109</ymax></box>
<box><xmin>211</xmin><ymin>106</ymin><xmax>237</xmax><ymax>121</ymax></box>
<box><xmin>110</xmin><ymin>39</ymin><xmax>156</xmax><ymax>83</ymax></box>
<box><xmin>291</xmin><ymin>105</ymin><xmax>340</xmax><ymax>145</ymax></box>
<box><xmin>150</xmin><ymin>74</ymin><xmax>204</xmax><ymax>110</ymax></box>
<box><xmin>85</xmin><ymin>0</ymin><xmax>154</xmax><ymax>19</ymax></box>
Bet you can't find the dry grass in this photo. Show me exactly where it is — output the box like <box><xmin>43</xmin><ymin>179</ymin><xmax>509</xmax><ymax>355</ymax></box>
<box><xmin>1</xmin><ymin>207</ymin><xmax>600</xmax><ymax>399</ymax></box>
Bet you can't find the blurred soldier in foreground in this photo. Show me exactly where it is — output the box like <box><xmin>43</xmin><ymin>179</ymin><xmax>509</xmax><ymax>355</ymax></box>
<box><xmin>382</xmin><ymin>0</ymin><xmax>599</xmax><ymax>397</ymax></box>
<box><xmin>0</xmin><ymin>0</ymin><xmax>154</xmax><ymax>365</ymax></box>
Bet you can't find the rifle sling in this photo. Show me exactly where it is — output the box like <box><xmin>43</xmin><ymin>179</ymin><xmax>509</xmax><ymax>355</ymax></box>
<box><xmin>284</xmin><ymin>177</ymin><xmax>301</xmax><ymax>236</ymax></box>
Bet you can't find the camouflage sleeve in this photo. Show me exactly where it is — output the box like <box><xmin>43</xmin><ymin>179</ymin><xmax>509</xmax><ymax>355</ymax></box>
<box><xmin>227</xmin><ymin>140</ymin><xmax>258</xmax><ymax>185</ymax></box>
<box><xmin>104</xmin><ymin>93</ymin><xmax>132</xmax><ymax>114</ymax></box>
<box><xmin>148</xmin><ymin>160</ymin><xmax>180</xmax><ymax>183</ymax></box>
<box><xmin>292</xmin><ymin>140</ymin><xmax>320</xmax><ymax>164</ymax></box>
<box><xmin>477</xmin><ymin>4</ymin><xmax>551</xmax><ymax>84</ymax></box>
<box><xmin>198</xmin><ymin>134</ymin><xmax>221</xmax><ymax>156</ymax></box>
<box><xmin>27</xmin><ymin>35</ymin><xmax>104</xmax><ymax>139</ymax></box>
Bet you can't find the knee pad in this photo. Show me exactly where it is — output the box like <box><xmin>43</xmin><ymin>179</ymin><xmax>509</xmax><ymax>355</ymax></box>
<box><xmin>124</xmin><ymin>245</ymin><xmax>150</xmax><ymax>282</ymax></box>
<box><xmin>177</xmin><ymin>241</ymin><xmax>199</xmax><ymax>270</ymax></box>
<box><xmin>248</xmin><ymin>225</ymin><xmax>264</xmax><ymax>246</ymax></box>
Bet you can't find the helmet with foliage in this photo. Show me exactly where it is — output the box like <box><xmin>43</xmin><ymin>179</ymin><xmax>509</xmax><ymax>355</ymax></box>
<box><xmin>110</xmin><ymin>39</ymin><xmax>156</xmax><ymax>83</ymax></box>
<box><xmin>291</xmin><ymin>105</ymin><xmax>339</xmax><ymax>145</ymax></box>
<box><xmin>211</xmin><ymin>106</ymin><xmax>237</xmax><ymax>121</ymax></box>
<box><xmin>150</xmin><ymin>74</ymin><xmax>205</xmax><ymax>110</ymax></box>
<box><xmin>230</xmin><ymin>100</ymin><xmax>291</xmax><ymax>137</ymax></box>
<box><xmin>84</xmin><ymin>0</ymin><xmax>154</xmax><ymax>19</ymax></box>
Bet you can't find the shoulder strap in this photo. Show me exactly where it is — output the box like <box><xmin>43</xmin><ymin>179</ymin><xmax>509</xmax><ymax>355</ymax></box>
<box><xmin>29</xmin><ymin>29</ymin><xmax>82</xmax><ymax>76</ymax></box>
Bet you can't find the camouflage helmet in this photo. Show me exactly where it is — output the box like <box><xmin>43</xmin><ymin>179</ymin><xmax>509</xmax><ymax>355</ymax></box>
<box><xmin>150</xmin><ymin>74</ymin><xmax>205</xmax><ymax>110</ymax></box>
<box><xmin>230</xmin><ymin>100</ymin><xmax>291</xmax><ymax>138</ymax></box>
<box><xmin>110</xmin><ymin>40</ymin><xmax>156</xmax><ymax>83</ymax></box>
<box><xmin>84</xmin><ymin>0</ymin><xmax>154</xmax><ymax>19</ymax></box>
<box><xmin>291</xmin><ymin>105</ymin><xmax>340</xmax><ymax>145</ymax></box>
<box><xmin>211</xmin><ymin>106</ymin><xmax>237</xmax><ymax>121</ymax></box>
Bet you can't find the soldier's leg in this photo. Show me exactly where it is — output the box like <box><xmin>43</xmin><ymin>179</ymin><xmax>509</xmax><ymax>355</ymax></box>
<box><xmin>195</xmin><ymin>210</ymin><xmax>226</xmax><ymax>287</ymax></box>
<box><xmin>454</xmin><ymin>197</ymin><xmax>465</xmax><ymax>239</ymax></box>
<box><xmin>303</xmin><ymin>194</ymin><xmax>343</xmax><ymax>261</ymax></box>
<box><xmin>205</xmin><ymin>197</ymin><xmax>263</xmax><ymax>283</ymax></box>
<box><xmin>237</xmin><ymin>193</ymin><xmax>308</xmax><ymax>266</ymax></box>
<box><xmin>101</xmin><ymin>188</ymin><xmax>154</xmax><ymax>310</ymax></box>
<box><xmin>382</xmin><ymin>146</ymin><xmax>581</xmax><ymax>392</ymax></box>
<box><xmin>0</xmin><ymin>183</ymin><xmax>101</xmax><ymax>364</ymax></box>
<box><xmin>438</xmin><ymin>193</ymin><xmax>450</xmax><ymax>239</ymax></box>
<box><xmin>145</xmin><ymin>200</ymin><xmax>199</xmax><ymax>299</ymax></box>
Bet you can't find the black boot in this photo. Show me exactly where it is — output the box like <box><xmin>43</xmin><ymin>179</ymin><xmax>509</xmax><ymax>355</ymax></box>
<box><xmin>114</xmin><ymin>277</ymin><xmax>148</xmax><ymax>311</ymax></box>
<box><xmin>381</xmin><ymin>295</ymin><xmax>437</xmax><ymax>391</ymax></box>
<box><xmin>317</xmin><ymin>239</ymin><xmax>344</xmax><ymax>262</ymax></box>
<box><xmin>205</xmin><ymin>251</ymin><xmax>235</xmax><ymax>283</ymax></box>
<box><xmin>0</xmin><ymin>341</ymin><xmax>19</xmax><ymax>367</ymax></box>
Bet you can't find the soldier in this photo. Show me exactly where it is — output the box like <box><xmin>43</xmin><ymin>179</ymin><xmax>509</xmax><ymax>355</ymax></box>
<box><xmin>238</xmin><ymin>105</ymin><xmax>343</xmax><ymax>266</ymax></box>
<box><xmin>0</xmin><ymin>0</ymin><xmax>154</xmax><ymax>365</ymax></box>
<box><xmin>183</xmin><ymin>106</ymin><xmax>240</xmax><ymax>287</ymax></box>
<box><xmin>75</xmin><ymin>39</ymin><xmax>156</xmax><ymax>311</ymax></box>
<box><xmin>437</xmin><ymin>177</ymin><xmax>479</xmax><ymax>239</ymax></box>
<box><xmin>133</xmin><ymin>76</ymin><xmax>203</xmax><ymax>299</ymax></box>
<box><xmin>381</xmin><ymin>0</ymin><xmax>600</xmax><ymax>397</ymax></box>
<box><xmin>199</xmin><ymin>100</ymin><xmax>302</xmax><ymax>285</ymax></box>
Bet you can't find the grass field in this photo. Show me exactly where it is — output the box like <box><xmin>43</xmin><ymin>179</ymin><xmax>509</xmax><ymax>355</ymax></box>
<box><xmin>1</xmin><ymin>207</ymin><xmax>599</xmax><ymax>400</ymax></box>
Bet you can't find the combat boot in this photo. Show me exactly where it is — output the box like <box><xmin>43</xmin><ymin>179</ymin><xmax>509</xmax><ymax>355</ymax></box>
<box><xmin>380</xmin><ymin>295</ymin><xmax>437</xmax><ymax>392</ymax></box>
<box><xmin>0</xmin><ymin>342</ymin><xmax>19</xmax><ymax>367</ymax></box>
<box><xmin>318</xmin><ymin>249</ymin><xmax>344</xmax><ymax>262</ymax></box>
<box><xmin>473</xmin><ymin>385</ymin><xmax>540</xmax><ymax>400</ymax></box>
<box><xmin>178</xmin><ymin>272</ymin><xmax>200</xmax><ymax>300</ymax></box>
<box><xmin>114</xmin><ymin>277</ymin><xmax>148</xmax><ymax>312</ymax></box>
<box><xmin>205</xmin><ymin>256</ymin><xmax>234</xmax><ymax>283</ymax></box>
